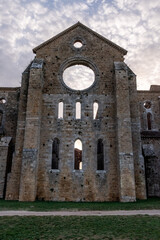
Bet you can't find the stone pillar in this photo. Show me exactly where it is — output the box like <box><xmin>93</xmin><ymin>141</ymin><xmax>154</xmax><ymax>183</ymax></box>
<box><xmin>128</xmin><ymin>71</ymin><xmax>146</xmax><ymax>199</ymax></box>
<box><xmin>0</xmin><ymin>137</ymin><xmax>12</xmax><ymax>198</ymax></box>
<box><xmin>115</xmin><ymin>62</ymin><xmax>136</xmax><ymax>202</ymax></box>
<box><xmin>19</xmin><ymin>59</ymin><xmax>43</xmax><ymax>201</ymax></box>
<box><xmin>5</xmin><ymin>68</ymin><xmax>30</xmax><ymax>200</ymax></box>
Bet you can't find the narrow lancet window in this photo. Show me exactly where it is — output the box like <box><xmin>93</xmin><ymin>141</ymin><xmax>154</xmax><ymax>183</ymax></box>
<box><xmin>93</xmin><ymin>102</ymin><xmax>99</xmax><ymax>119</ymax></box>
<box><xmin>0</xmin><ymin>110</ymin><xmax>3</xmax><ymax>126</ymax></box>
<box><xmin>147</xmin><ymin>112</ymin><xmax>152</xmax><ymax>130</ymax></box>
<box><xmin>76</xmin><ymin>102</ymin><xmax>81</xmax><ymax>119</ymax></box>
<box><xmin>97</xmin><ymin>139</ymin><xmax>104</xmax><ymax>170</ymax></box>
<box><xmin>74</xmin><ymin>139</ymin><xmax>82</xmax><ymax>170</ymax></box>
<box><xmin>52</xmin><ymin>138</ymin><xmax>60</xmax><ymax>169</ymax></box>
<box><xmin>58</xmin><ymin>101</ymin><xmax>63</xmax><ymax>119</ymax></box>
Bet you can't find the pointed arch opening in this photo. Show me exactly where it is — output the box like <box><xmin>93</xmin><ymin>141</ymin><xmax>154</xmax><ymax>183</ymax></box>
<box><xmin>76</xmin><ymin>102</ymin><xmax>81</xmax><ymax>119</ymax></box>
<box><xmin>52</xmin><ymin>138</ymin><xmax>60</xmax><ymax>169</ymax></box>
<box><xmin>93</xmin><ymin>102</ymin><xmax>99</xmax><ymax>119</ymax></box>
<box><xmin>147</xmin><ymin>112</ymin><xmax>152</xmax><ymax>130</ymax></box>
<box><xmin>3</xmin><ymin>139</ymin><xmax>14</xmax><ymax>198</ymax></box>
<box><xmin>97</xmin><ymin>139</ymin><xmax>104</xmax><ymax>170</ymax></box>
<box><xmin>74</xmin><ymin>139</ymin><xmax>82</xmax><ymax>170</ymax></box>
<box><xmin>58</xmin><ymin>101</ymin><xmax>63</xmax><ymax>119</ymax></box>
<box><xmin>0</xmin><ymin>110</ymin><xmax>3</xmax><ymax>126</ymax></box>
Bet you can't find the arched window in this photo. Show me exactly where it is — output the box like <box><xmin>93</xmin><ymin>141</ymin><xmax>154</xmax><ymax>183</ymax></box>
<box><xmin>0</xmin><ymin>110</ymin><xmax>3</xmax><ymax>126</ymax></box>
<box><xmin>76</xmin><ymin>102</ymin><xmax>81</xmax><ymax>119</ymax></box>
<box><xmin>74</xmin><ymin>139</ymin><xmax>82</xmax><ymax>170</ymax></box>
<box><xmin>93</xmin><ymin>102</ymin><xmax>98</xmax><ymax>119</ymax></box>
<box><xmin>52</xmin><ymin>138</ymin><xmax>60</xmax><ymax>169</ymax></box>
<box><xmin>58</xmin><ymin>101</ymin><xmax>63</xmax><ymax>119</ymax></box>
<box><xmin>147</xmin><ymin>112</ymin><xmax>152</xmax><ymax>130</ymax></box>
<box><xmin>97</xmin><ymin>139</ymin><xmax>104</xmax><ymax>170</ymax></box>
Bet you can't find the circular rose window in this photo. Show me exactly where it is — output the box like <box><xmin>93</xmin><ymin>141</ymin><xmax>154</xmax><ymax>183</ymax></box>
<box><xmin>63</xmin><ymin>64</ymin><xmax>95</xmax><ymax>91</ymax></box>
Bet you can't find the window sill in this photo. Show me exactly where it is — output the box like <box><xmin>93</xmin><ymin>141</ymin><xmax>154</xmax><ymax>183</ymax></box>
<box><xmin>73</xmin><ymin>170</ymin><xmax>83</xmax><ymax>173</ymax></box>
<box><xmin>49</xmin><ymin>169</ymin><xmax>60</xmax><ymax>173</ymax></box>
<box><xmin>96</xmin><ymin>170</ymin><xmax>106</xmax><ymax>173</ymax></box>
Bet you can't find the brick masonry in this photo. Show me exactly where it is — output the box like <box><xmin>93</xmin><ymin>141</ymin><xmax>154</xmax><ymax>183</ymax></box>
<box><xmin>0</xmin><ymin>22</ymin><xmax>160</xmax><ymax>201</ymax></box>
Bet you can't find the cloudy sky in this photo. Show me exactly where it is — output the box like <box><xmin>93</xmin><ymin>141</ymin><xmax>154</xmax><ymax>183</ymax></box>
<box><xmin>0</xmin><ymin>0</ymin><xmax>160</xmax><ymax>89</ymax></box>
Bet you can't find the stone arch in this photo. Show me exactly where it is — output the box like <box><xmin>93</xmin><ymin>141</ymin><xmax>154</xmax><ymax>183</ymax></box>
<box><xmin>147</xmin><ymin>112</ymin><xmax>152</xmax><ymax>130</ymax></box>
<box><xmin>58</xmin><ymin>101</ymin><xmax>64</xmax><ymax>119</ymax></box>
<box><xmin>51</xmin><ymin>138</ymin><xmax>60</xmax><ymax>169</ymax></box>
<box><xmin>74</xmin><ymin>139</ymin><xmax>82</xmax><ymax>170</ymax></box>
<box><xmin>97</xmin><ymin>139</ymin><xmax>104</xmax><ymax>170</ymax></box>
<box><xmin>93</xmin><ymin>101</ymin><xmax>99</xmax><ymax>119</ymax></box>
<box><xmin>76</xmin><ymin>101</ymin><xmax>81</xmax><ymax>119</ymax></box>
<box><xmin>0</xmin><ymin>110</ymin><xmax>3</xmax><ymax>126</ymax></box>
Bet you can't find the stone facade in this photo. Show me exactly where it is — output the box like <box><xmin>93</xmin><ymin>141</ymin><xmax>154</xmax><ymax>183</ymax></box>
<box><xmin>0</xmin><ymin>87</ymin><xmax>19</xmax><ymax>198</ymax></box>
<box><xmin>138</xmin><ymin>86</ymin><xmax>160</xmax><ymax>197</ymax></box>
<box><xmin>0</xmin><ymin>22</ymin><xmax>160</xmax><ymax>202</ymax></box>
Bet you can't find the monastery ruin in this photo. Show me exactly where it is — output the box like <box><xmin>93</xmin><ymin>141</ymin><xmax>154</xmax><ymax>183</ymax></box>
<box><xmin>0</xmin><ymin>22</ymin><xmax>160</xmax><ymax>202</ymax></box>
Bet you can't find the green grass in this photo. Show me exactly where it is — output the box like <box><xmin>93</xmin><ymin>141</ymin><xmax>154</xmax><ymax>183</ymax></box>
<box><xmin>0</xmin><ymin>197</ymin><xmax>160</xmax><ymax>211</ymax></box>
<box><xmin>0</xmin><ymin>215</ymin><xmax>160</xmax><ymax>240</ymax></box>
<box><xmin>1</xmin><ymin>199</ymin><xmax>160</xmax><ymax>240</ymax></box>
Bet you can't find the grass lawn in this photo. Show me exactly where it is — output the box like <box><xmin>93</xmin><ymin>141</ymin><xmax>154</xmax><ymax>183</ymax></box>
<box><xmin>0</xmin><ymin>197</ymin><xmax>160</xmax><ymax>211</ymax></box>
<box><xmin>0</xmin><ymin>215</ymin><xmax>160</xmax><ymax>240</ymax></box>
<box><xmin>0</xmin><ymin>198</ymin><xmax>160</xmax><ymax>240</ymax></box>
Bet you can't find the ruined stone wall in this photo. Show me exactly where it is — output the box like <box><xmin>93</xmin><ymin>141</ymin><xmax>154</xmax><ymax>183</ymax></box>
<box><xmin>0</xmin><ymin>137</ymin><xmax>12</xmax><ymax>198</ymax></box>
<box><xmin>5</xmin><ymin>67</ymin><xmax>30</xmax><ymax>200</ymax></box>
<box><xmin>37</xmin><ymin>93</ymin><xmax>118</xmax><ymax>201</ymax></box>
<box><xmin>142</xmin><ymin>138</ymin><xmax>160</xmax><ymax>197</ymax></box>
<box><xmin>2</xmin><ymin>23</ymin><xmax>157</xmax><ymax>202</ymax></box>
<box><xmin>0</xmin><ymin>88</ymin><xmax>19</xmax><ymax>141</ymax></box>
<box><xmin>29</xmin><ymin>25</ymin><xmax>138</xmax><ymax>202</ymax></box>
<box><xmin>30</xmin><ymin>26</ymin><xmax>124</xmax><ymax>201</ymax></box>
<box><xmin>0</xmin><ymin>88</ymin><xmax>19</xmax><ymax>198</ymax></box>
<box><xmin>138</xmin><ymin>86</ymin><xmax>160</xmax><ymax>197</ymax></box>
<box><xmin>138</xmin><ymin>86</ymin><xmax>160</xmax><ymax>131</ymax></box>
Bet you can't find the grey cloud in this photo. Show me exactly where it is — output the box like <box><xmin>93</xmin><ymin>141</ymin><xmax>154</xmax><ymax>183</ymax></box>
<box><xmin>0</xmin><ymin>0</ymin><xmax>159</xmax><ymax>90</ymax></box>
<box><xmin>63</xmin><ymin>65</ymin><xmax>95</xmax><ymax>90</ymax></box>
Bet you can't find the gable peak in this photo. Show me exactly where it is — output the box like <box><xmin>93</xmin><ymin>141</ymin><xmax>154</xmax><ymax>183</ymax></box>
<box><xmin>33</xmin><ymin>22</ymin><xmax>127</xmax><ymax>55</ymax></box>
